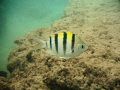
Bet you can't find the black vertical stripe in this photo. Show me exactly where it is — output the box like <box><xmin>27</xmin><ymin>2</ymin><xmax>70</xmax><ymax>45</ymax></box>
<box><xmin>55</xmin><ymin>34</ymin><xmax>58</xmax><ymax>53</ymax></box>
<box><xmin>63</xmin><ymin>32</ymin><xmax>67</xmax><ymax>55</ymax></box>
<box><xmin>46</xmin><ymin>42</ymin><xmax>48</xmax><ymax>47</ymax></box>
<box><xmin>50</xmin><ymin>36</ymin><xmax>52</xmax><ymax>49</ymax></box>
<box><xmin>71</xmin><ymin>34</ymin><xmax>75</xmax><ymax>53</ymax></box>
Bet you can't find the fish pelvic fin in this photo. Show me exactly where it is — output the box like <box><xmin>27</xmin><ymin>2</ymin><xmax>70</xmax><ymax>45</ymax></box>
<box><xmin>30</xmin><ymin>35</ymin><xmax>46</xmax><ymax>50</ymax></box>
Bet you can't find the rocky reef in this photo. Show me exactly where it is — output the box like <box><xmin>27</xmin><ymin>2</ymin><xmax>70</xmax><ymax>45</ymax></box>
<box><xmin>1</xmin><ymin>0</ymin><xmax>120</xmax><ymax>90</ymax></box>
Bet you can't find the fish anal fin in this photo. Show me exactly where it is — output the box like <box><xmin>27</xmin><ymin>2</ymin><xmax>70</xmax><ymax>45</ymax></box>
<box><xmin>59</xmin><ymin>57</ymin><xmax>71</xmax><ymax>59</ymax></box>
<box><xmin>45</xmin><ymin>49</ymin><xmax>56</xmax><ymax>55</ymax></box>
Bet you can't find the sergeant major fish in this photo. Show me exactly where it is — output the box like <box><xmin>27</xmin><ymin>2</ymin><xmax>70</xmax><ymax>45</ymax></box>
<box><xmin>30</xmin><ymin>30</ymin><xmax>88</xmax><ymax>59</ymax></box>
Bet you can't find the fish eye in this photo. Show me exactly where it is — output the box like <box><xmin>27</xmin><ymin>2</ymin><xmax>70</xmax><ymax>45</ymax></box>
<box><xmin>82</xmin><ymin>45</ymin><xmax>84</xmax><ymax>48</ymax></box>
<box><xmin>72</xmin><ymin>49</ymin><xmax>74</xmax><ymax>53</ymax></box>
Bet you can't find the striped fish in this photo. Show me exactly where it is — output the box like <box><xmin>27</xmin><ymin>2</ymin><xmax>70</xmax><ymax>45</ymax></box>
<box><xmin>30</xmin><ymin>30</ymin><xmax>88</xmax><ymax>59</ymax></box>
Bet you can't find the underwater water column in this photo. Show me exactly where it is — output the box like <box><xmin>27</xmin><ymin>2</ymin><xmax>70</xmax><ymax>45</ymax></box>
<box><xmin>0</xmin><ymin>0</ymin><xmax>68</xmax><ymax>77</ymax></box>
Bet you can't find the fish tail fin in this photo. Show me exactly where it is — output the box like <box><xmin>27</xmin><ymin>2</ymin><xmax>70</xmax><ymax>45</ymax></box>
<box><xmin>30</xmin><ymin>35</ymin><xmax>46</xmax><ymax>50</ymax></box>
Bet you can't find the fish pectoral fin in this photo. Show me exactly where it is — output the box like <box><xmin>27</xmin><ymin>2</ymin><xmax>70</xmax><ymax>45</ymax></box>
<box><xmin>45</xmin><ymin>49</ymin><xmax>56</xmax><ymax>55</ymax></box>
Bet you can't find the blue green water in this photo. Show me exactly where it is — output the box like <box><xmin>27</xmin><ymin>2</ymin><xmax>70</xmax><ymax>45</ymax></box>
<box><xmin>0</xmin><ymin>0</ymin><xmax>68</xmax><ymax>76</ymax></box>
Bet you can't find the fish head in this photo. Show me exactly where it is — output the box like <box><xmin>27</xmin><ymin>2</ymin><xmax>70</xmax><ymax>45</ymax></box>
<box><xmin>66</xmin><ymin>43</ymin><xmax>88</xmax><ymax>58</ymax></box>
<box><xmin>73</xmin><ymin>43</ymin><xmax>88</xmax><ymax>55</ymax></box>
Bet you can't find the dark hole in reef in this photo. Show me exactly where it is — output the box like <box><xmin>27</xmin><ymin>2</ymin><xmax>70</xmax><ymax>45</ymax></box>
<box><xmin>26</xmin><ymin>51</ymin><xmax>34</xmax><ymax>62</ymax></box>
<box><xmin>0</xmin><ymin>71</ymin><xmax>7</xmax><ymax>78</ymax></box>
<box><xmin>108</xmin><ymin>78</ymin><xmax>120</xmax><ymax>90</ymax></box>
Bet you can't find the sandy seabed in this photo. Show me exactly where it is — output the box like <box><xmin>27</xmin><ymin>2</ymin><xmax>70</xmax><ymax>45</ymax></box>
<box><xmin>0</xmin><ymin>0</ymin><xmax>120</xmax><ymax>90</ymax></box>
